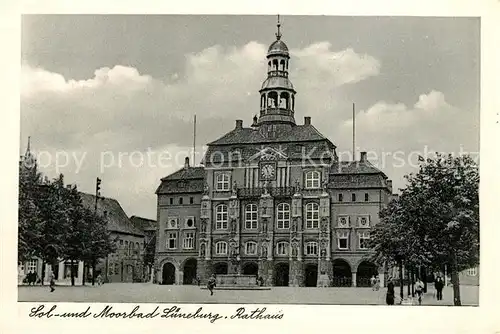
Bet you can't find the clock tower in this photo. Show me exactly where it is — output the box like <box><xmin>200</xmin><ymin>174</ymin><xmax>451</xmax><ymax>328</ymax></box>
<box><xmin>257</xmin><ymin>16</ymin><xmax>297</xmax><ymax>138</ymax></box>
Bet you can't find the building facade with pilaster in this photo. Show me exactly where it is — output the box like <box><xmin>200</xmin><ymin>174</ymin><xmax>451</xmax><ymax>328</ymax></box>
<box><xmin>155</xmin><ymin>25</ymin><xmax>394</xmax><ymax>287</ymax></box>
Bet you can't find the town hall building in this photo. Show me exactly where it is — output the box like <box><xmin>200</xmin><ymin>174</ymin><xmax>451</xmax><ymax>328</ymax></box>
<box><xmin>155</xmin><ymin>23</ymin><xmax>395</xmax><ymax>287</ymax></box>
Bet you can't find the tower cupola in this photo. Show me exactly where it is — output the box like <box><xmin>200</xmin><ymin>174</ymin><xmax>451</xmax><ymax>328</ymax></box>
<box><xmin>257</xmin><ymin>15</ymin><xmax>296</xmax><ymax>137</ymax></box>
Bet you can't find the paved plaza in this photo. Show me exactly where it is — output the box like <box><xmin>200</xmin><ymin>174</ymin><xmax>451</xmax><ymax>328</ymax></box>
<box><xmin>18</xmin><ymin>283</ymin><xmax>478</xmax><ymax>306</ymax></box>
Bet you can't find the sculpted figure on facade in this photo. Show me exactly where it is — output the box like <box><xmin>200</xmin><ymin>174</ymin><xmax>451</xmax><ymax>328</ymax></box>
<box><xmin>200</xmin><ymin>242</ymin><xmax>206</xmax><ymax>258</ymax></box>
<box><xmin>232</xmin><ymin>181</ymin><xmax>238</xmax><ymax>196</ymax></box>
<box><xmin>261</xmin><ymin>242</ymin><xmax>268</xmax><ymax>258</ymax></box>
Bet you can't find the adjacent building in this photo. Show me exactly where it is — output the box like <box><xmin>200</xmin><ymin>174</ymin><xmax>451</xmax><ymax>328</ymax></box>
<box><xmin>155</xmin><ymin>25</ymin><xmax>395</xmax><ymax>287</ymax></box>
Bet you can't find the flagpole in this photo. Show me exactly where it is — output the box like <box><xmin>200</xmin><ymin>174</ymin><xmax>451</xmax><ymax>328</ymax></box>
<box><xmin>192</xmin><ymin>114</ymin><xmax>197</xmax><ymax>166</ymax></box>
<box><xmin>352</xmin><ymin>103</ymin><xmax>356</xmax><ymax>160</ymax></box>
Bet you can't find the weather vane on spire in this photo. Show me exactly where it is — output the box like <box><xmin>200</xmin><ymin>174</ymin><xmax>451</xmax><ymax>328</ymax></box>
<box><xmin>276</xmin><ymin>14</ymin><xmax>282</xmax><ymax>40</ymax></box>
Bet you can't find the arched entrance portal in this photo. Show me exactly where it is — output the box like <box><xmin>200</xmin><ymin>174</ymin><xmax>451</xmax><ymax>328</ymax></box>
<box><xmin>274</xmin><ymin>263</ymin><xmax>289</xmax><ymax>286</ymax></box>
<box><xmin>332</xmin><ymin>259</ymin><xmax>352</xmax><ymax>287</ymax></box>
<box><xmin>242</xmin><ymin>262</ymin><xmax>259</xmax><ymax>276</ymax></box>
<box><xmin>214</xmin><ymin>262</ymin><xmax>228</xmax><ymax>275</ymax></box>
<box><xmin>304</xmin><ymin>264</ymin><xmax>318</xmax><ymax>287</ymax></box>
<box><xmin>183</xmin><ymin>258</ymin><xmax>198</xmax><ymax>285</ymax></box>
<box><xmin>356</xmin><ymin>261</ymin><xmax>378</xmax><ymax>287</ymax></box>
<box><xmin>162</xmin><ymin>262</ymin><xmax>176</xmax><ymax>285</ymax></box>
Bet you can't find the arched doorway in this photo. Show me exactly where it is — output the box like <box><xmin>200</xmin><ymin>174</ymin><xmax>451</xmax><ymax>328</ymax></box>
<box><xmin>332</xmin><ymin>259</ymin><xmax>352</xmax><ymax>287</ymax></box>
<box><xmin>162</xmin><ymin>262</ymin><xmax>176</xmax><ymax>285</ymax></box>
<box><xmin>183</xmin><ymin>258</ymin><xmax>198</xmax><ymax>285</ymax></box>
<box><xmin>214</xmin><ymin>262</ymin><xmax>228</xmax><ymax>275</ymax></box>
<box><xmin>274</xmin><ymin>263</ymin><xmax>289</xmax><ymax>286</ymax></box>
<box><xmin>242</xmin><ymin>262</ymin><xmax>259</xmax><ymax>276</ymax></box>
<box><xmin>304</xmin><ymin>264</ymin><xmax>318</xmax><ymax>287</ymax></box>
<box><xmin>356</xmin><ymin>261</ymin><xmax>378</xmax><ymax>287</ymax></box>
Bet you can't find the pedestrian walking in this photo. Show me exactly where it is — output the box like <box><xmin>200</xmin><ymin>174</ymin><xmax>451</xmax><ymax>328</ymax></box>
<box><xmin>386</xmin><ymin>278</ymin><xmax>395</xmax><ymax>305</ymax></box>
<box><xmin>434</xmin><ymin>276</ymin><xmax>444</xmax><ymax>301</ymax></box>
<box><xmin>370</xmin><ymin>275</ymin><xmax>376</xmax><ymax>290</ymax></box>
<box><xmin>49</xmin><ymin>271</ymin><xmax>55</xmax><ymax>292</ymax></box>
<box><xmin>415</xmin><ymin>278</ymin><xmax>424</xmax><ymax>305</ymax></box>
<box><xmin>207</xmin><ymin>274</ymin><xmax>216</xmax><ymax>296</ymax></box>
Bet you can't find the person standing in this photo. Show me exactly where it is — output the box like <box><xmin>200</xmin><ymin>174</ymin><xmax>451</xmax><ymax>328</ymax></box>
<box><xmin>370</xmin><ymin>275</ymin><xmax>376</xmax><ymax>290</ymax></box>
<box><xmin>435</xmin><ymin>276</ymin><xmax>444</xmax><ymax>301</ymax></box>
<box><xmin>415</xmin><ymin>278</ymin><xmax>424</xmax><ymax>305</ymax></box>
<box><xmin>207</xmin><ymin>274</ymin><xmax>216</xmax><ymax>296</ymax></box>
<box><xmin>386</xmin><ymin>278</ymin><xmax>395</xmax><ymax>305</ymax></box>
<box><xmin>96</xmin><ymin>273</ymin><xmax>103</xmax><ymax>286</ymax></box>
<box><xmin>49</xmin><ymin>271</ymin><xmax>55</xmax><ymax>292</ymax></box>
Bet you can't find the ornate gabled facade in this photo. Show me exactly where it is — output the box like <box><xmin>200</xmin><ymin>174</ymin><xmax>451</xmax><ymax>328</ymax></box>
<box><xmin>155</xmin><ymin>22</ymin><xmax>394</xmax><ymax>287</ymax></box>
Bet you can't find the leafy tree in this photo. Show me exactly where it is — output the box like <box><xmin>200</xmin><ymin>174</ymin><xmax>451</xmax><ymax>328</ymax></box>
<box><xmin>18</xmin><ymin>158</ymin><xmax>43</xmax><ymax>262</ymax></box>
<box><xmin>370</xmin><ymin>154</ymin><xmax>479</xmax><ymax>306</ymax></box>
<box><xmin>81</xmin><ymin>208</ymin><xmax>117</xmax><ymax>285</ymax></box>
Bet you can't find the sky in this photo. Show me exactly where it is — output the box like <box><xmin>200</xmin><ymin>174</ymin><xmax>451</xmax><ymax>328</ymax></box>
<box><xmin>20</xmin><ymin>15</ymin><xmax>480</xmax><ymax>220</ymax></box>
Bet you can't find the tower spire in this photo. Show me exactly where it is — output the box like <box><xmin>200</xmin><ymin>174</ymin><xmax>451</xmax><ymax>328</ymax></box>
<box><xmin>25</xmin><ymin>136</ymin><xmax>31</xmax><ymax>157</ymax></box>
<box><xmin>275</xmin><ymin>14</ymin><xmax>282</xmax><ymax>40</ymax></box>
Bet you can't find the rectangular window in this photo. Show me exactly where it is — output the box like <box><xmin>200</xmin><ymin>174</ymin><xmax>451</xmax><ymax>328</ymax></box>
<box><xmin>337</xmin><ymin>231</ymin><xmax>349</xmax><ymax>250</ymax></box>
<box><xmin>305</xmin><ymin>171</ymin><xmax>321</xmax><ymax>189</ymax></box>
<box><xmin>276</xmin><ymin>242</ymin><xmax>289</xmax><ymax>256</ymax></box>
<box><xmin>167</xmin><ymin>232</ymin><xmax>177</xmax><ymax>249</ymax></box>
<box><xmin>215</xmin><ymin>172</ymin><xmax>230</xmax><ymax>191</ymax></box>
<box><xmin>245</xmin><ymin>204</ymin><xmax>258</xmax><ymax>229</ymax></box>
<box><xmin>27</xmin><ymin>259</ymin><xmax>38</xmax><ymax>273</ymax></box>
<box><xmin>169</xmin><ymin>198</ymin><xmax>174</xmax><ymax>205</ymax></box>
<box><xmin>245</xmin><ymin>242</ymin><xmax>257</xmax><ymax>255</ymax></box>
<box><xmin>183</xmin><ymin>232</ymin><xmax>195</xmax><ymax>249</ymax></box>
<box><xmin>351</xmin><ymin>193</ymin><xmax>356</xmax><ymax>202</ymax></box>
<box><xmin>179</xmin><ymin>197</ymin><xmax>183</xmax><ymax>205</ymax></box>
<box><xmin>190</xmin><ymin>197</ymin><xmax>194</xmax><ymax>204</ymax></box>
<box><xmin>215</xmin><ymin>242</ymin><xmax>227</xmax><ymax>255</ymax></box>
<box><xmin>359</xmin><ymin>232</ymin><xmax>370</xmax><ymax>249</ymax></box>
<box><xmin>338</xmin><ymin>193</ymin><xmax>343</xmax><ymax>202</ymax></box>
<box><xmin>306</xmin><ymin>242</ymin><xmax>318</xmax><ymax>255</ymax></box>
<box><xmin>364</xmin><ymin>193</ymin><xmax>369</xmax><ymax>202</ymax></box>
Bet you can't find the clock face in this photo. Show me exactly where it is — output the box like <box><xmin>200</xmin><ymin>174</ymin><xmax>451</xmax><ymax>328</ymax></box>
<box><xmin>260</xmin><ymin>163</ymin><xmax>276</xmax><ymax>180</ymax></box>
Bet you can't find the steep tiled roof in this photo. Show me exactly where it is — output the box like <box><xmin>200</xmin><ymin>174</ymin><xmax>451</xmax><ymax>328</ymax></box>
<box><xmin>161</xmin><ymin>167</ymin><xmax>204</xmax><ymax>181</ymax></box>
<box><xmin>207</xmin><ymin>125</ymin><xmax>328</xmax><ymax>146</ymax></box>
<box><xmin>204</xmin><ymin>140</ymin><xmax>335</xmax><ymax>165</ymax></box>
<box><xmin>330</xmin><ymin>160</ymin><xmax>386</xmax><ymax>175</ymax></box>
<box><xmin>130</xmin><ymin>216</ymin><xmax>156</xmax><ymax>232</ymax></box>
<box><xmin>156</xmin><ymin>166</ymin><xmax>205</xmax><ymax>194</ymax></box>
<box><xmin>80</xmin><ymin>192</ymin><xmax>144</xmax><ymax>236</ymax></box>
<box><xmin>329</xmin><ymin>173</ymin><xmax>388</xmax><ymax>189</ymax></box>
<box><xmin>328</xmin><ymin>160</ymin><xmax>389</xmax><ymax>189</ymax></box>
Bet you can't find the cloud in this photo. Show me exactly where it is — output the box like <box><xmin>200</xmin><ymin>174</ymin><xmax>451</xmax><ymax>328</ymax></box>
<box><xmin>20</xmin><ymin>41</ymin><xmax>479</xmax><ymax>217</ymax></box>
<box><xmin>333</xmin><ymin>90</ymin><xmax>479</xmax><ymax>193</ymax></box>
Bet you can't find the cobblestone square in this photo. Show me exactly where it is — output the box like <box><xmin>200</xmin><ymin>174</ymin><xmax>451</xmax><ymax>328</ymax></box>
<box><xmin>18</xmin><ymin>283</ymin><xmax>478</xmax><ymax>306</ymax></box>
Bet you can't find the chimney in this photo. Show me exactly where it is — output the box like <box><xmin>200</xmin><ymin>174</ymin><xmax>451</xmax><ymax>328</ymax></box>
<box><xmin>304</xmin><ymin>116</ymin><xmax>311</xmax><ymax>125</ymax></box>
<box><xmin>184</xmin><ymin>157</ymin><xmax>190</xmax><ymax>168</ymax></box>
<box><xmin>235</xmin><ymin>119</ymin><xmax>243</xmax><ymax>129</ymax></box>
<box><xmin>360</xmin><ymin>151</ymin><xmax>367</xmax><ymax>162</ymax></box>
<box><xmin>387</xmin><ymin>180</ymin><xmax>393</xmax><ymax>192</ymax></box>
